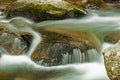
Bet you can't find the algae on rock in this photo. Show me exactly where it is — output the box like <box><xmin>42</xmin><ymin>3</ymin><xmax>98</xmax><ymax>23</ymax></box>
<box><xmin>5</xmin><ymin>0</ymin><xmax>87</xmax><ymax>22</ymax></box>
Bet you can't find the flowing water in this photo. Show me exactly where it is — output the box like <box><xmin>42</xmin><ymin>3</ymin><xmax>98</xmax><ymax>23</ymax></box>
<box><xmin>0</xmin><ymin>10</ymin><xmax>120</xmax><ymax>80</ymax></box>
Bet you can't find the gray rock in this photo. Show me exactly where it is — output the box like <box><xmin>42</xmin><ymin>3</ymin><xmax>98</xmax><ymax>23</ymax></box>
<box><xmin>103</xmin><ymin>41</ymin><xmax>120</xmax><ymax>80</ymax></box>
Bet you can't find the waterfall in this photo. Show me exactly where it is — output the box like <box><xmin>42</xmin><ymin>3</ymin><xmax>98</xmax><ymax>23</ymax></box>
<box><xmin>9</xmin><ymin>17</ymin><xmax>41</xmax><ymax>57</ymax></box>
<box><xmin>27</xmin><ymin>30</ymin><xmax>41</xmax><ymax>57</ymax></box>
<box><xmin>31</xmin><ymin>10</ymin><xmax>120</xmax><ymax>66</ymax></box>
<box><xmin>12</xmin><ymin>38</ymin><xmax>24</xmax><ymax>53</ymax></box>
<box><xmin>61</xmin><ymin>49</ymin><xmax>101</xmax><ymax>64</ymax></box>
<box><xmin>0</xmin><ymin>46</ymin><xmax>8</xmax><ymax>55</ymax></box>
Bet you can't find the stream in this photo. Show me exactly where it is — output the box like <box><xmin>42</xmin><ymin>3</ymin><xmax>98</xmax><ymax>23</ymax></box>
<box><xmin>0</xmin><ymin>9</ymin><xmax>120</xmax><ymax>80</ymax></box>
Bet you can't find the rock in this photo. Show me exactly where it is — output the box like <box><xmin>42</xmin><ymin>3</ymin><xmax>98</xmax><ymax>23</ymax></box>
<box><xmin>20</xmin><ymin>32</ymin><xmax>33</xmax><ymax>49</ymax></box>
<box><xmin>31</xmin><ymin>26</ymin><xmax>101</xmax><ymax>66</ymax></box>
<box><xmin>84</xmin><ymin>0</ymin><xmax>108</xmax><ymax>9</ymax></box>
<box><xmin>104</xmin><ymin>32</ymin><xmax>120</xmax><ymax>43</ymax></box>
<box><xmin>103</xmin><ymin>0</ymin><xmax>120</xmax><ymax>3</ymax></box>
<box><xmin>0</xmin><ymin>0</ymin><xmax>16</xmax><ymax>15</ymax></box>
<box><xmin>0</xmin><ymin>72</ymin><xmax>11</xmax><ymax>80</ymax></box>
<box><xmin>0</xmin><ymin>23</ymin><xmax>27</xmax><ymax>56</ymax></box>
<box><xmin>103</xmin><ymin>0</ymin><xmax>120</xmax><ymax>9</ymax></box>
<box><xmin>65</xmin><ymin>0</ymin><xmax>108</xmax><ymax>9</ymax></box>
<box><xmin>103</xmin><ymin>41</ymin><xmax>120</xmax><ymax>80</ymax></box>
<box><xmin>5</xmin><ymin>0</ymin><xmax>87</xmax><ymax>22</ymax></box>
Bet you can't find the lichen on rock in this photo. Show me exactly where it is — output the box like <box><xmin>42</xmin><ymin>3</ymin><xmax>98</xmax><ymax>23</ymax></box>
<box><xmin>103</xmin><ymin>40</ymin><xmax>120</xmax><ymax>80</ymax></box>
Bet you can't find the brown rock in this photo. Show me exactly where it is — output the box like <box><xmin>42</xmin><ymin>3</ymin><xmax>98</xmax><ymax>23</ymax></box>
<box><xmin>31</xmin><ymin>26</ymin><xmax>101</xmax><ymax>66</ymax></box>
<box><xmin>20</xmin><ymin>32</ymin><xmax>33</xmax><ymax>48</ymax></box>
<box><xmin>0</xmin><ymin>0</ymin><xmax>16</xmax><ymax>15</ymax></box>
<box><xmin>0</xmin><ymin>23</ymin><xmax>27</xmax><ymax>55</ymax></box>
<box><xmin>0</xmin><ymin>72</ymin><xmax>11</xmax><ymax>80</ymax></box>
<box><xmin>65</xmin><ymin>0</ymin><xmax>108</xmax><ymax>9</ymax></box>
<box><xmin>103</xmin><ymin>0</ymin><xmax>120</xmax><ymax>3</ymax></box>
<box><xmin>104</xmin><ymin>32</ymin><xmax>120</xmax><ymax>43</ymax></box>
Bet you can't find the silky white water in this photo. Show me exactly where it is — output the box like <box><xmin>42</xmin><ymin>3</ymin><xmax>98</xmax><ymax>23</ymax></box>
<box><xmin>0</xmin><ymin>10</ymin><xmax>119</xmax><ymax>80</ymax></box>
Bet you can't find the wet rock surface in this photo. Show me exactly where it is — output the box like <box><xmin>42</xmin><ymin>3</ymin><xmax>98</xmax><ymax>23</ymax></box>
<box><xmin>5</xmin><ymin>0</ymin><xmax>87</xmax><ymax>22</ymax></box>
<box><xmin>64</xmin><ymin>0</ymin><xmax>108</xmax><ymax>9</ymax></box>
<box><xmin>0</xmin><ymin>23</ymin><xmax>27</xmax><ymax>56</ymax></box>
<box><xmin>104</xmin><ymin>32</ymin><xmax>120</xmax><ymax>43</ymax></box>
<box><xmin>103</xmin><ymin>0</ymin><xmax>120</xmax><ymax>3</ymax></box>
<box><xmin>103</xmin><ymin>41</ymin><xmax>120</xmax><ymax>80</ymax></box>
<box><xmin>0</xmin><ymin>18</ymin><xmax>101</xmax><ymax>66</ymax></box>
<box><xmin>32</xmin><ymin>26</ymin><xmax>101</xmax><ymax>66</ymax></box>
<box><xmin>83</xmin><ymin>0</ymin><xmax>107</xmax><ymax>9</ymax></box>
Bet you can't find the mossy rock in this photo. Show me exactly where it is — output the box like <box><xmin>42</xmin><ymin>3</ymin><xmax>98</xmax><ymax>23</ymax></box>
<box><xmin>5</xmin><ymin>0</ymin><xmax>87</xmax><ymax>22</ymax></box>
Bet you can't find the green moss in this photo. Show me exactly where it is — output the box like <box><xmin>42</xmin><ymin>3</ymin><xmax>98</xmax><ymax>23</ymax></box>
<box><xmin>17</xmin><ymin>3</ymin><xmax>67</xmax><ymax>19</ymax></box>
<box><xmin>6</xmin><ymin>1</ymin><xmax>86</xmax><ymax>21</ymax></box>
<box><xmin>73</xmin><ymin>8</ymin><xmax>85</xmax><ymax>17</ymax></box>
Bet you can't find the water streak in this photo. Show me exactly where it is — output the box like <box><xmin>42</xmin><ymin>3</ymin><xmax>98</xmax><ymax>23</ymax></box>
<box><xmin>27</xmin><ymin>30</ymin><xmax>41</xmax><ymax>57</ymax></box>
<box><xmin>34</xmin><ymin>10</ymin><xmax>120</xmax><ymax>40</ymax></box>
<box><xmin>0</xmin><ymin>10</ymin><xmax>119</xmax><ymax>80</ymax></box>
<box><xmin>0</xmin><ymin>55</ymin><xmax>109</xmax><ymax>80</ymax></box>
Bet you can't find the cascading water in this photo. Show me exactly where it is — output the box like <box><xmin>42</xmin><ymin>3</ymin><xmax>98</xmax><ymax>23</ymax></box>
<box><xmin>0</xmin><ymin>10</ymin><xmax>120</xmax><ymax>80</ymax></box>
<box><xmin>27</xmin><ymin>30</ymin><xmax>41</xmax><ymax>57</ymax></box>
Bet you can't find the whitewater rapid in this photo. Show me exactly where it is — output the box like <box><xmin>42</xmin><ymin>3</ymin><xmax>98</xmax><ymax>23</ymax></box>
<box><xmin>1</xmin><ymin>10</ymin><xmax>119</xmax><ymax>80</ymax></box>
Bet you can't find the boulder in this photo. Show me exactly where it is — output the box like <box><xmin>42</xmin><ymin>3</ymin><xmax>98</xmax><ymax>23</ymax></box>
<box><xmin>31</xmin><ymin>26</ymin><xmax>101</xmax><ymax>66</ymax></box>
<box><xmin>0</xmin><ymin>23</ymin><xmax>27</xmax><ymax>56</ymax></box>
<box><xmin>5</xmin><ymin>0</ymin><xmax>87</xmax><ymax>22</ymax></box>
<box><xmin>0</xmin><ymin>17</ymin><xmax>101</xmax><ymax>66</ymax></box>
<box><xmin>65</xmin><ymin>0</ymin><xmax>108</xmax><ymax>9</ymax></box>
<box><xmin>103</xmin><ymin>41</ymin><xmax>120</xmax><ymax>80</ymax></box>
<box><xmin>104</xmin><ymin>32</ymin><xmax>120</xmax><ymax>43</ymax></box>
<box><xmin>0</xmin><ymin>0</ymin><xmax>16</xmax><ymax>13</ymax></box>
<box><xmin>103</xmin><ymin>0</ymin><xmax>120</xmax><ymax>9</ymax></box>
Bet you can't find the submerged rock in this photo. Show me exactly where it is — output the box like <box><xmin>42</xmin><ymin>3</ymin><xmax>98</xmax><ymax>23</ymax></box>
<box><xmin>5</xmin><ymin>0</ymin><xmax>87</xmax><ymax>22</ymax></box>
<box><xmin>104</xmin><ymin>32</ymin><xmax>120</xmax><ymax>43</ymax></box>
<box><xmin>103</xmin><ymin>41</ymin><xmax>120</xmax><ymax>80</ymax></box>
